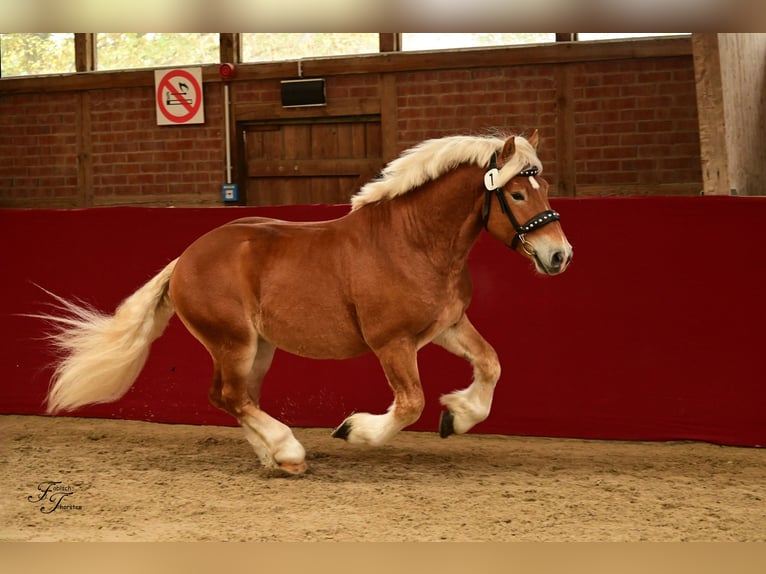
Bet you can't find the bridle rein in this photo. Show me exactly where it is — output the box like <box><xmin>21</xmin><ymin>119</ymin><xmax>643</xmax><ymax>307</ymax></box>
<box><xmin>481</xmin><ymin>151</ymin><xmax>560</xmax><ymax>256</ymax></box>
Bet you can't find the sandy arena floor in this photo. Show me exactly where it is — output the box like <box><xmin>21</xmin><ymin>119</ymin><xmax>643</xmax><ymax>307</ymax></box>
<box><xmin>1</xmin><ymin>414</ymin><xmax>764</xmax><ymax>542</ymax></box>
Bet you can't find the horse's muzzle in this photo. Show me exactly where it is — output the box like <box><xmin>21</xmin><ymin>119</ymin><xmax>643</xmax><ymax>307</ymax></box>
<box><xmin>528</xmin><ymin>243</ymin><xmax>572</xmax><ymax>275</ymax></box>
<box><xmin>548</xmin><ymin>249</ymin><xmax>573</xmax><ymax>274</ymax></box>
<box><xmin>541</xmin><ymin>247</ymin><xmax>573</xmax><ymax>275</ymax></box>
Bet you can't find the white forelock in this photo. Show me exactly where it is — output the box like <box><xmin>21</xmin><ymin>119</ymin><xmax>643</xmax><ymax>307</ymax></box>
<box><xmin>350</xmin><ymin>134</ymin><xmax>542</xmax><ymax>210</ymax></box>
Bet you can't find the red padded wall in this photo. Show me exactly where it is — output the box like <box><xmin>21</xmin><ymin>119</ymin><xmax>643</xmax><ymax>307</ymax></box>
<box><xmin>2</xmin><ymin>198</ymin><xmax>765</xmax><ymax>446</ymax></box>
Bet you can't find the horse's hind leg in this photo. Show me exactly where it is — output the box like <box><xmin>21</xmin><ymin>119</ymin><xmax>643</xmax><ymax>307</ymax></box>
<box><xmin>239</xmin><ymin>338</ymin><xmax>307</xmax><ymax>474</ymax></box>
<box><xmin>209</xmin><ymin>338</ymin><xmax>306</xmax><ymax>475</ymax></box>
<box><xmin>239</xmin><ymin>404</ymin><xmax>306</xmax><ymax>475</ymax></box>
<box><xmin>433</xmin><ymin>314</ymin><xmax>501</xmax><ymax>437</ymax></box>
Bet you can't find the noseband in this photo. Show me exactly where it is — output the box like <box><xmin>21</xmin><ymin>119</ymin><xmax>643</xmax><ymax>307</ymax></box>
<box><xmin>482</xmin><ymin>151</ymin><xmax>560</xmax><ymax>254</ymax></box>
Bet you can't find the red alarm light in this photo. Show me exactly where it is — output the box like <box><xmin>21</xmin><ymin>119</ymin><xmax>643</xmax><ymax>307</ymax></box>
<box><xmin>219</xmin><ymin>63</ymin><xmax>236</xmax><ymax>80</ymax></box>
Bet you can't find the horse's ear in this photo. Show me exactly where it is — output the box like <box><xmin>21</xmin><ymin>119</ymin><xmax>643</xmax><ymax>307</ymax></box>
<box><xmin>501</xmin><ymin>136</ymin><xmax>516</xmax><ymax>160</ymax></box>
<box><xmin>528</xmin><ymin>129</ymin><xmax>539</xmax><ymax>149</ymax></box>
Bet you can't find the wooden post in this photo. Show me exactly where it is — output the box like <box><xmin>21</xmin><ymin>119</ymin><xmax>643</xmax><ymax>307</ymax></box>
<box><xmin>554</xmin><ymin>65</ymin><xmax>575</xmax><ymax>197</ymax></box>
<box><xmin>379</xmin><ymin>34</ymin><xmax>401</xmax><ymax>53</ymax></box>
<box><xmin>74</xmin><ymin>33</ymin><xmax>96</xmax><ymax>72</ymax></box>
<box><xmin>692</xmin><ymin>33</ymin><xmax>730</xmax><ymax>196</ymax></box>
<box><xmin>693</xmin><ymin>33</ymin><xmax>766</xmax><ymax>196</ymax></box>
<box><xmin>716</xmin><ymin>34</ymin><xmax>766</xmax><ymax>197</ymax></box>
<box><xmin>219</xmin><ymin>33</ymin><xmax>241</xmax><ymax>65</ymax></box>
<box><xmin>380</xmin><ymin>73</ymin><xmax>398</xmax><ymax>164</ymax></box>
<box><xmin>76</xmin><ymin>92</ymin><xmax>93</xmax><ymax>207</ymax></box>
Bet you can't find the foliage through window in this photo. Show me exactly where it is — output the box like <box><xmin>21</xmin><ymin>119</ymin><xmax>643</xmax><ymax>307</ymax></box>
<box><xmin>401</xmin><ymin>33</ymin><xmax>556</xmax><ymax>51</ymax></box>
<box><xmin>577</xmin><ymin>33</ymin><xmax>689</xmax><ymax>41</ymax></box>
<box><xmin>96</xmin><ymin>33</ymin><xmax>219</xmax><ymax>71</ymax></box>
<box><xmin>241</xmin><ymin>33</ymin><xmax>379</xmax><ymax>62</ymax></box>
<box><xmin>1</xmin><ymin>33</ymin><xmax>75</xmax><ymax>77</ymax></box>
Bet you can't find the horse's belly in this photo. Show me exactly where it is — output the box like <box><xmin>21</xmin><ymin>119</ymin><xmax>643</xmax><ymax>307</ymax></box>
<box><xmin>258</xmin><ymin>314</ymin><xmax>370</xmax><ymax>360</ymax></box>
<box><xmin>255</xmin><ymin>287</ymin><xmax>370</xmax><ymax>360</ymax></box>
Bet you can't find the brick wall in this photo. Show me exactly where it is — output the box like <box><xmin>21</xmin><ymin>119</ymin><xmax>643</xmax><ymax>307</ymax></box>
<box><xmin>572</xmin><ymin>56</ymin><xmax>701</xmax><ymax>191</ymax></box>
<box><xmin>327</xmin><ymin>74</ymin><xmax>380</xmax><ymax>100</ymax></box>
<box><xmin>396</xmin><ymin>56</ymin><xmax>701</xmax><ymax>196</ymax></box>
<box><xmin>0</xmin><ymin>84</ymin><xmax>225</xmax><ymax>207</ymax></box>
<box><xmin>0</xmin><ymin>92</ymin><xmax>79</xmax><ymax>203</ymax></box>
<box><xmin>88</xmin><ymin>85</ymin><xmax>224</xmax><ymax>205</ymax></box>
<box><xmin>397</xmin><ymin>66</ymin><xmax>559</xmax><ymax>185</ymax></box>
<box><xmin>0</xmin><ymin>48</ymin><xmax>702</xmax><ymax>207</ymax></box>
<box><xmin>232</xmin><ymin>78</ymin><xmax>281</xmax><ymax>106</ymax></box>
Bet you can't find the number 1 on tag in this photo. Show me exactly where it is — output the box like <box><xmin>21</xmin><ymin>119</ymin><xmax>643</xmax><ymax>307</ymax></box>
<box><xmin>484</xmin><ymin>168</ymin><xmax>500</xmax><ymax>191</ymax></box>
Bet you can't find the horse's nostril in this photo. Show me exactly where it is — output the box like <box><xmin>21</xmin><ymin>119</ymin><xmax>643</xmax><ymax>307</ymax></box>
<box><xmin>551</xmin><ymin>250</ymin><xmax>564</xmax><ymax>267</ymax></box>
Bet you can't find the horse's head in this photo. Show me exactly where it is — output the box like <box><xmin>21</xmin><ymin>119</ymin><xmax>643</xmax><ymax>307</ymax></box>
<box><xmin>482</xmin><ymin>131</ymin><xmax>573</xmax><ymax>275</ymax></box>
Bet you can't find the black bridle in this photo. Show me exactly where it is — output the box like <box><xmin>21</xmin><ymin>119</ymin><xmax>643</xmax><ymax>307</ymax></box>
<box><xmin>482</xmin><ymin>151</ymin><xmax>560</xmax><ymax>254</ymax></box>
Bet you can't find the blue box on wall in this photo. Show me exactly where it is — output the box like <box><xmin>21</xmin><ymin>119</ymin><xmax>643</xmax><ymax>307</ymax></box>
<box><xmin>221</xmin><ymin>183</ymin><xmax>238</xmax><ymax>202</ymax></box>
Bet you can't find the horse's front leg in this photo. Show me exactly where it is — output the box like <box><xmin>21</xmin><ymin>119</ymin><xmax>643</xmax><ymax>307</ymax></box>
<box><xmin>332</xmin><ymin>340</ymin><xmax>424</xmax><ymax>446</ymax></box>
<box><xmin>433</xmin><ymin>314</ymin><xmax>501</xmax><ymax>437</ymax></box>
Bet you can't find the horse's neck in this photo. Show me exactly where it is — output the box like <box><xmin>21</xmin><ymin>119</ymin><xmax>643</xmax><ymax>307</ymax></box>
<box><xmin>363</xmin><ymin>165</ymin><xmax>485</xmax><ymax>268</ymax></box>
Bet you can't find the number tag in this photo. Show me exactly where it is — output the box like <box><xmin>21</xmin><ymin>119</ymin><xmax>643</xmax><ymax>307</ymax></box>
<box><xmin>484</xmin><ymin>168</ymin><xmax>500</xmax><ymax>191</ymax></box>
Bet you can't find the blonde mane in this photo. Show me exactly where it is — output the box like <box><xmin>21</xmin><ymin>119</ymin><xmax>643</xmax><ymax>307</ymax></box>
<box><xmin>350</xmin><ymin>133</ymin><xmax>543</xmax><ymax>211</ymax></box>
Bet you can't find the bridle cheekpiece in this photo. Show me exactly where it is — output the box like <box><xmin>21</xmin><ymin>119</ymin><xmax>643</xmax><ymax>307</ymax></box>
<box><xmin>482</xmin><ymin>151</ymin><xmax>560</xmax><ymax>255</ymax></box>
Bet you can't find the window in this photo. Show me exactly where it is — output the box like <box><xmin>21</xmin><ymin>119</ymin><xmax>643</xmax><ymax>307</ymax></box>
<box><xmin>401</xmin><ymin>33</ymin><xmax>556</xmax><ymax>51</ymax></box>
<box><xmin>241</xmin><ymin>33</ymin><xmax>379</xmax><ymax>62</ymax></box>
<box><xmin>96</xmin><ymin>33</ymin><xmax>219</xmax><ymax>71</ymax></box>
<box><xmin>0</xmin><ymin>33</ymin><xmax>75</xmax><ymax>77</ymax></box>
<box><xmin>0</xmin><ymin>33</ymin><xmax>691</xmax><ymax>78</ymax></box>
<box><xmin>577</xmin><ymin>33</ymin><xmax>689</xmax><ymax>41</ymax></box>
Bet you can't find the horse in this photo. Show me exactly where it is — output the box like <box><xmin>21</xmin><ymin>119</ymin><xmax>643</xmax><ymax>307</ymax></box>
<box><xmin>41</xmin><ymin>130</ymin><xmax>572</xmax><ymax>475</ymax></box>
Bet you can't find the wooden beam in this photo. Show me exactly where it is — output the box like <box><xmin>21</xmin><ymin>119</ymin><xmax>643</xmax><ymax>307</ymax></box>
<box><xmin>0</xmin><ymin>196</ymin><xmax>81</xmax><ymax>208</ymax></box>
<box><xmin>235</xmin><ymin>98</ymin><xmax>381</xmax><ymax>122</ymax></box>
<box><xmin>0</xmin><ymin>37</ymin><xmax>693</xmax><ymax>95</ymax></box>
<box><xmin>247</xmin><ymin>159</ymin><xmax>380</xmax><ymax>178</ymax></box>
<box><xmin>554</xmin><ymin>65</ymin><xmax>575</xmax><ymax>197</ymax></box>
<box><xmin>74</xmin><ymin>33</ymin><xmax>96</xmax><ymax>72</ymax></box>
<box><xmin>92</xmin><ymin>193</ymin><xmax>221</xmax><ymax>207</ymax></box>
<box><xmin>380</xmin><ymin>73</ymin><xmax>398</xmax><ymax>163</ymax></box>
<box><xmin>379</xmin><ymin>33</ymin><xmax>401</xmax><ymax>52</ymax></box>
<box><xmin>76</xmin><ymin>92</ymin><xmax>93</xmax><ymax>207</ymax></box>
<box><xmin>715</xmin><ymin>34</ymin><xmax>766</xmax><ymax>197</ymax></box>
<box><xmin>219</xmin><ymin>33</ymin><xmax>241</xmax><ymax>64</ymax></box>
<box><xmin>692</xmin><ymin>33</ymin><xmax>730</xmax><ymax>196</ymax></box>
<box><xmin>576</xmin><ymin>182</ymin><xmax>701</xmax><ymax>197</ymax></box>
<box><xmin>300</xmin><ymin>37</ymin><xmax>693</xmax><ymax>77</ymax></box>
<box><xmin>0</xmin><ymin>62</ymin><xmax>294</xmax><ymax>95</ymax></box>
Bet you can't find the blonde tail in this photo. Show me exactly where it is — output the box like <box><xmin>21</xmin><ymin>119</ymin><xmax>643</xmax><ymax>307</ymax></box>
<box><xmin>41</xmin><ymin>258</ymin><xmax>178</xmax><ymax>414</ymax></box>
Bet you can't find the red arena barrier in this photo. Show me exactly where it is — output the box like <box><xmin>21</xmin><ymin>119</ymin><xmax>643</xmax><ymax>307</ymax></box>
<box><xmin>2</xmin><ymin>197</ymin><xmax>765</xmax><ymax>447</ymax></box>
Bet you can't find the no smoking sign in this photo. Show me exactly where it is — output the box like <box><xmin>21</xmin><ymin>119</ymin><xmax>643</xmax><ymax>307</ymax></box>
<box><xmin>154</xmin><ymin>67</ymin><xmax>205</xmax><ymax>126</ymax></box>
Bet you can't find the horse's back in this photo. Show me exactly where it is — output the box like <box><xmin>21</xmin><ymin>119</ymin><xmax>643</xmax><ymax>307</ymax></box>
<box><xmin>224</xmin><ymin>215</ymin><xmax>286</xmax><ymax>227</ymax></box>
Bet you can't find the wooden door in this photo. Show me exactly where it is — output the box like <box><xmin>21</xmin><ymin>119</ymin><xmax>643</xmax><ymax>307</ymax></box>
<box><xmin>241</xmin><ymin>117</ymin><xmax>383</xmax><ymax>206</ymax></box>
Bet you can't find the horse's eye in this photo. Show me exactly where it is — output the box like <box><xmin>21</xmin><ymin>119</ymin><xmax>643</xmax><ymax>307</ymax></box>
<box><xmin>511</xmin><ymin>192</ymin><xmax>525</xmax><ymax>201</ymax></box>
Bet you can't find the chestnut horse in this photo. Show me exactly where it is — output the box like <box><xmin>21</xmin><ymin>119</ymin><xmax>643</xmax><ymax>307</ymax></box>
<box><xmin>43</xmin><ymin>131</ymin><xmax>572</xmax><ymax>475</ymax></box>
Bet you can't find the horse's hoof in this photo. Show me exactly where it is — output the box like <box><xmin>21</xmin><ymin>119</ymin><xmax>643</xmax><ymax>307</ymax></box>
<box><xmin>331</xmin><ymin>420</ymin><xmax>352</xmax><ymax>440</ymax></box>
<box><xmin>439</xmin><ymin>410</ymin><xmax>455</xmax><ymax>438</ymax></box>
<box><xmin>277</xmin><ymin>461</ymin><xmax>307</xmax><ymax>476</ymax></box>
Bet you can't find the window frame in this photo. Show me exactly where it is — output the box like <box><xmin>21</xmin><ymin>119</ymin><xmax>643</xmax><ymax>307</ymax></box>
<box><xmin>0</xmin><ymin>33</ymin><xmax>691</xmax><ymax>78</ymax></box>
